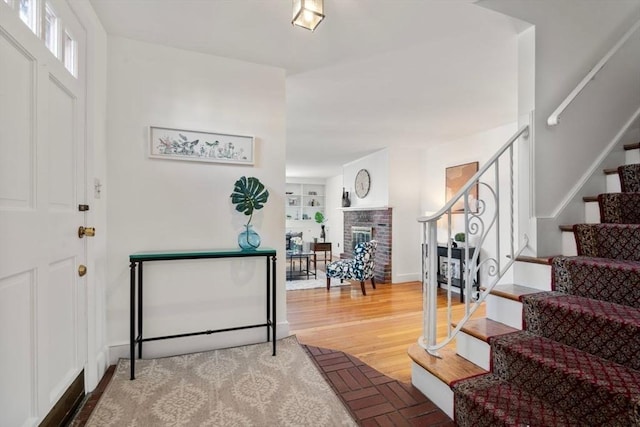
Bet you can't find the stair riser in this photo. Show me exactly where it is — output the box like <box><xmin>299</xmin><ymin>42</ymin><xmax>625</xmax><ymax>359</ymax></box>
<box><xmin>606</xmin><ymin>173</ymin><xmax>622</xmax><ymax>193</ymax></box>
<box><xmin>584</xmin><ymin>201</ymin><xmax>600</xmax><ymax>223</ymax></box>
<box><xmin>486</xmin><ymin>295</ymin><xmax>522</xmax><ymax>329</ymax></box>
<box><xmin>457</xmin><ymin>332</ymin><xmax>490</xmax><ymax>370</ymax></box>
<box><xmin>627</xmin><ymin>148</ymin><xmax>640</xmax><ymax>164</ymax></box>
<box><xmin>561</xmin><ymin>231</ymin><xmax>577</xmax><ymax>256</ymax></box>
<box><xmin>512</xmin><ymin>262</ymin><xmax>552</xmax><ymax>291</ymax></box>
<box><xmin>410</xmin><ymin>362</ymin><xmax>454</xmax><ymax>419</ymax></box>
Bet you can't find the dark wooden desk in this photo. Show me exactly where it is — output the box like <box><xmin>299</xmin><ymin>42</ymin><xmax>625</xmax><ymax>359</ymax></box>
<box><xmin>129</xmin><ymin>248</ymin><xmax>276</xmax><ymax>380</ymax></box>
<box><xmin>435</xmin><ymin>245</ymin><xmax>478</xmax><ymax>302</ymax></box>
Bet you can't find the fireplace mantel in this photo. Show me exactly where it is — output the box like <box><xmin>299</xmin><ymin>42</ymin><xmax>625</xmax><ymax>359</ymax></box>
<box><xmin>338</xmin><ymin>206</ymin><xmax>391</xmax><ymax>211</ymax></box>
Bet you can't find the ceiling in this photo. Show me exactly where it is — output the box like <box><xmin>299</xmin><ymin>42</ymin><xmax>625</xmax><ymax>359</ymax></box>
<box><xmin>89</xmin><ymin>0</ymin><xmax>521</xmax><ymax>178</ymax></box>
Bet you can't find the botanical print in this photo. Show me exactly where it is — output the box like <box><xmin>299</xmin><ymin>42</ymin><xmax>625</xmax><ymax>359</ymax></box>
<box><xmin>149</xmin><ymin>126</ymin><xmax>254</xmax><ymax>165</ymax></box>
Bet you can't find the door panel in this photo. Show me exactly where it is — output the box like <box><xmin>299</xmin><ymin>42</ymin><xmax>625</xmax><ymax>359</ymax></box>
<box><xmin>0</xmin><ymin>32</ymin><xmax>35</xmax><ymax>210</ymax></box>
<box><xmin>0</xmin><ymin>1</ymin><xmax>87</xmax><ymax>424</ymax></box>
<box><xmin>47</xmin><ymin>76</ymin><xmax>77</xmax><ymax>210</ymax></box>
<box><xmin>0</xmin><ymin>270</ymin><xmax>35</xmax><ymax>427</ymax></box>
<box><xmin>44</xmin><ymin>257</ymin><xmax>78</xmax><ymax>401</ymax></box>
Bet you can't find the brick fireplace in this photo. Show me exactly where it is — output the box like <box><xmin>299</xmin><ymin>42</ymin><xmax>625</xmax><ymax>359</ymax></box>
<box><xmin>342</xmin><ymin>208</ymin><xmax>392</xmax><ymax>283</ymax></box>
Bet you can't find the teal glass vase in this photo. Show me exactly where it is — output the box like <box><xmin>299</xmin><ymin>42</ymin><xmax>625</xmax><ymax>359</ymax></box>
<box><xmin>238</xmin><ymin>224</ymin><xmax>261</xmax><ymax>250</ymax></box>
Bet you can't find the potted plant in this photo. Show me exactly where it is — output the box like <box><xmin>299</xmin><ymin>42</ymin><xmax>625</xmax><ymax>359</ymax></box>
<box><xmin>230</xmin><ymin>176</ymin><xmax>269</xmax><ymax>250</ymax></box>
<box><xmin>315</xmin><ymin>211</ymin><xmax>327</xmax><ymax>242</ymax></box>
<box><xmin>454</xmin><ymin>232</ymin><xmax>466</xmax><ymax>243</ymax></box>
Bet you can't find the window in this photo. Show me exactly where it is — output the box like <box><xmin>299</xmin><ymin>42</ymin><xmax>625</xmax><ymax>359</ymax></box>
<box><xmin>19</xmin><ymin>0</ymin><xmax>37</xmax><ymax>34</ymax></box>
<box><xmin>9</xmin><ymin>0</ymin><xmax>79</xmax><ymax>78</ymax></box>
<box><xmin>43</xmin><ymin>2</ymin><xmax>58</xmax><ymax>56</ymax></box>
<box><xmin>63</xmin><ymin>30</ymin><xmax>76</xmax><ymax>76</ymax></box>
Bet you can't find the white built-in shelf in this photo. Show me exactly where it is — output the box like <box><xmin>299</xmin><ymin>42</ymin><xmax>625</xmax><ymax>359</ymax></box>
<box><xmin>286</xmin><ymin>182</ymin><xmax>325</xmax><ymax>221</ymax></box>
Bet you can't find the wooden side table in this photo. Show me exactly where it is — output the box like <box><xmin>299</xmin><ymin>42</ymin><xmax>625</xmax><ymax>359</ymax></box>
<box><xmin>311</xmin><ymin>242</ymin><xmax>332</xmax><ymax>266</ymax></box>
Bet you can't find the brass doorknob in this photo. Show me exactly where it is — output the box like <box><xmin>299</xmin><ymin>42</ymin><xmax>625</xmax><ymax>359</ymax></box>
<box><xmin>78</xmin><ymin>265</ymin><xmax>87</xmax><ymax>277</ymax></box>
<box><xmin>78</xmin><ymin>226</ymin><xmax>96</xmax><ymax>238</ymax></box>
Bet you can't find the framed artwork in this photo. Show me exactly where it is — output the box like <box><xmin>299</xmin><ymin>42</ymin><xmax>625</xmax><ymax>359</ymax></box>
<box><xmin>446</xmin><ymin>161</ymin><xmax>479</xmax><ymax>213</ymax></box>
<box><xmin>149</xmin><ymin>126</ymin><xmax>254</xmax><ymax>165</ymax></box>
<box><xmin>439</xmin><ymin>257</ymin><xmax>460</xmax><ymax>280</ymax></box>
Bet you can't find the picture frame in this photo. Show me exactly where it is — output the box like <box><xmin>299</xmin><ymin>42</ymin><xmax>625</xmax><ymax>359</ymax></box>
<box><xmin>439</xmin><ymin>257</ymin><xmax>460</xmax><ymax>280</ymax></box>
<box><xmin>446</xmin><ymin>161</ymin><xmax>479</xmax><ymax>213</ymax></box>
<box><xmin>149</xmin><ymin>126</ymin><xmax>254</xmax><ymax>165</ymax></box>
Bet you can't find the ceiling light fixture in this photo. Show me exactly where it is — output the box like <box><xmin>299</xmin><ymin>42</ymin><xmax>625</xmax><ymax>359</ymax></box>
<box><xmin>292</xmin><ymin>0</ymin><xmax>325</xmax><ymax>31</ymax></box>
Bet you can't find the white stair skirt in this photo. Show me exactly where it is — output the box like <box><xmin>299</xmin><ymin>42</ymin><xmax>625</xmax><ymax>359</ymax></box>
<box><xmin>626</xmin><ymin>147</ymin><xmax>640</xmax><ymax>164</ymax></box>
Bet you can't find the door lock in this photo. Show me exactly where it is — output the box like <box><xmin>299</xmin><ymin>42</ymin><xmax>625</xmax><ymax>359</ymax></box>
<box><xmin>78</xmin><ymin>226</ymin><xmax>96</xmax><ymax>238</ymax></box>
<box><xmin>78</xmin><ymin>265</ymin><xmax>87</xmax><ymax>277</ymax></box>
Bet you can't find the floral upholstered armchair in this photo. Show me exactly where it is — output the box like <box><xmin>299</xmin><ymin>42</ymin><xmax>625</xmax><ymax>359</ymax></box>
<box><xmin>326</xmin><ymin>240</ymin><xmax>377</xmax><ymax>295</ymax></box>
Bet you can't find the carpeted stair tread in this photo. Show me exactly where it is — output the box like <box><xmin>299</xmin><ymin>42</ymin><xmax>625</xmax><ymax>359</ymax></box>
<box><xmin>487</xmin><ymin>284</ymin><xmax>544</xmax><ymax>302</ymax></box>
<box><xmin>573</xmin><ymin>223</ymin><xmax>640</xmax><ymax>260</ymax></box>
<box><xmin>453</xmin><ymin>374</ymin><xmax>583</xmax><ymax>427</ymax></box>
<box><xmin>408</xmin><ymin>344</ymin><xmax>485</xmax><ymax>386</ymax></box>
<box><xmin>598</xmin><ymin>192</ymin><xmax>640</xmax><ymax>223</ymax></box>
<box><xmin>552</xmin><ymin>256</ymin><xmax>640</xmax><ymax>308</ymax></box>
<box><xmin>619</xmin><ymin>164</ymin><xmax>640</xmax><ymax>192</ymax></box>
<box><xmin>453</xmin><ymin>318</ymin><xmax>518</xmax><ymax>343</ymax></box>
<box><xmin>522</xmin><ymin>291</ymin><xmax>640</xmax><ymax>369</ymax></box>
<box><xmin>491</xmin><ymin>331</ymin><xmax>640</xmax><ymax>425</ymax></box>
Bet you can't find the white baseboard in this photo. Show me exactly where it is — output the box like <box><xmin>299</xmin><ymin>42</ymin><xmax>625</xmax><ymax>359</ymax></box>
<box><xmin>108</xmin><ymin>321</ymin><xmax>290</xmax><ymax>365</ymax></box>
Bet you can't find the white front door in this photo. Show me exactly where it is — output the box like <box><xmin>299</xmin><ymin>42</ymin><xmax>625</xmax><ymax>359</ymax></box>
<box><xmin>0</xmin><ymin>1</ymin><xmax>88</xmax><ymax>424</ymax></box>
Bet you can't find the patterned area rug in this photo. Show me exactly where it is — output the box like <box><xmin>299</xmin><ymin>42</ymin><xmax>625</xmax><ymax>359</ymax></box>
<box><xmin>286</xmin><ymin>271</ymin><xmax>350</xmax><ymax>291</ymax></box>
<box><xmin>86</xmin><ymin>336</ymin><xmax>356</xmax><ymax>426</ymax></box>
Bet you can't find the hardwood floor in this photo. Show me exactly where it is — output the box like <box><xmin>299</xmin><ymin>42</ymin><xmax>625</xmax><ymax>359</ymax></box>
<box><xmin>287</xmin><ymin>280</ymin><xmax>485</xmax><ymax>384</ymax></box>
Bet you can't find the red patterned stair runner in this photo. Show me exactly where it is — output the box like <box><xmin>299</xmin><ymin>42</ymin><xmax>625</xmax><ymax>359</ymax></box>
<box><xmin>452</xmin><ymin>162</ymin><xmax>640</xmax><ymax>426</ymax></box>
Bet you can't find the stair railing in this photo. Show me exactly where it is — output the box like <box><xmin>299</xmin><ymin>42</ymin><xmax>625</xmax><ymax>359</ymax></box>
<box><xmin>417</xmin><ymin>125</ymin><xmax>530</xmax><ymax>356</ymax></box>
<box><xmin>547</xmin><ymin>18</ymin><xmax>640</xmax><ymax>126</ymax></box>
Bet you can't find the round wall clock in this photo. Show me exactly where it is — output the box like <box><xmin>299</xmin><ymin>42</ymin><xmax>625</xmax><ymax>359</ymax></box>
<box><xmin>355</xmin><ymin>168</ymin><xmax>371</xmax><ymax>198</ymax></box>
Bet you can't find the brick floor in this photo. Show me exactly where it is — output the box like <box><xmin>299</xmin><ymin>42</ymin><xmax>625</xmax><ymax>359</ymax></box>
<box><xmin>303</xmin><ymin>345</ymin><xmax>455</xmax><ymax>427</ymax></box>
<box><xmin>68</xmin><ymin>346</ymin><xmax>454</xmax><ymax>427</ymax></box>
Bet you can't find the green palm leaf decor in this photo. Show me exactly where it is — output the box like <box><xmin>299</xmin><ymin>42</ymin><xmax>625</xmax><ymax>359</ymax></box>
<box><xmin>230</xmin><ymin>176</ymin><xmax>270</xmax><ymax>250</ymax></box>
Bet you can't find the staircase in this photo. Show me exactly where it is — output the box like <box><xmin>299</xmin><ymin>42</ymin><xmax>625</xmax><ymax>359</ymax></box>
<box><xmin>410</xmin><ymin>144</ymin><xmax>640</xmax><ymax>425</ymax></box>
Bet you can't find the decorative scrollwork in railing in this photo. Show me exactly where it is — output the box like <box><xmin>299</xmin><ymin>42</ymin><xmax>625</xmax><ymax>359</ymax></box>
<box><xmin>417</xmin><ymin>125</ymin><xmax>530</xmax><ymax>356</ymax></box>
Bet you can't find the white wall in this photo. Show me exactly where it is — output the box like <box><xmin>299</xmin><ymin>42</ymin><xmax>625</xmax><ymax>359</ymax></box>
<box><xmin>479</xmin><ymin>0</ymin><xmax>640</xmax><ymax>255</ymax></box>
<box><xmin>389</xmin><ymin>148</ymin><xmax>424</xmax><ymax>283</ymax></box>
<box><xmin>343</xmin><ymin>149</ymin><xmax>390</xmax><ymax>209</ymax></box>
<box><xmin>324</xmin><ymin>174</ymin><xmax>344</xmax><ymax>255</ymax></box>
<box><xmin>106</xmin><ymin>37</ymin><xmax>286</xmax><ymax>361</ymax></box>
<box><xmin>421</xmin><ymin>123</ymin><xmax>519</xmax><ymax>285</ymax></box>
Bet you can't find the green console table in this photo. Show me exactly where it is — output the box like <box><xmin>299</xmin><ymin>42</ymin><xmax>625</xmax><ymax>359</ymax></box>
<box><xmin>129</xmin><ymin>248</ymin><xmax>277</xmax><ymax>380</ymax></box>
